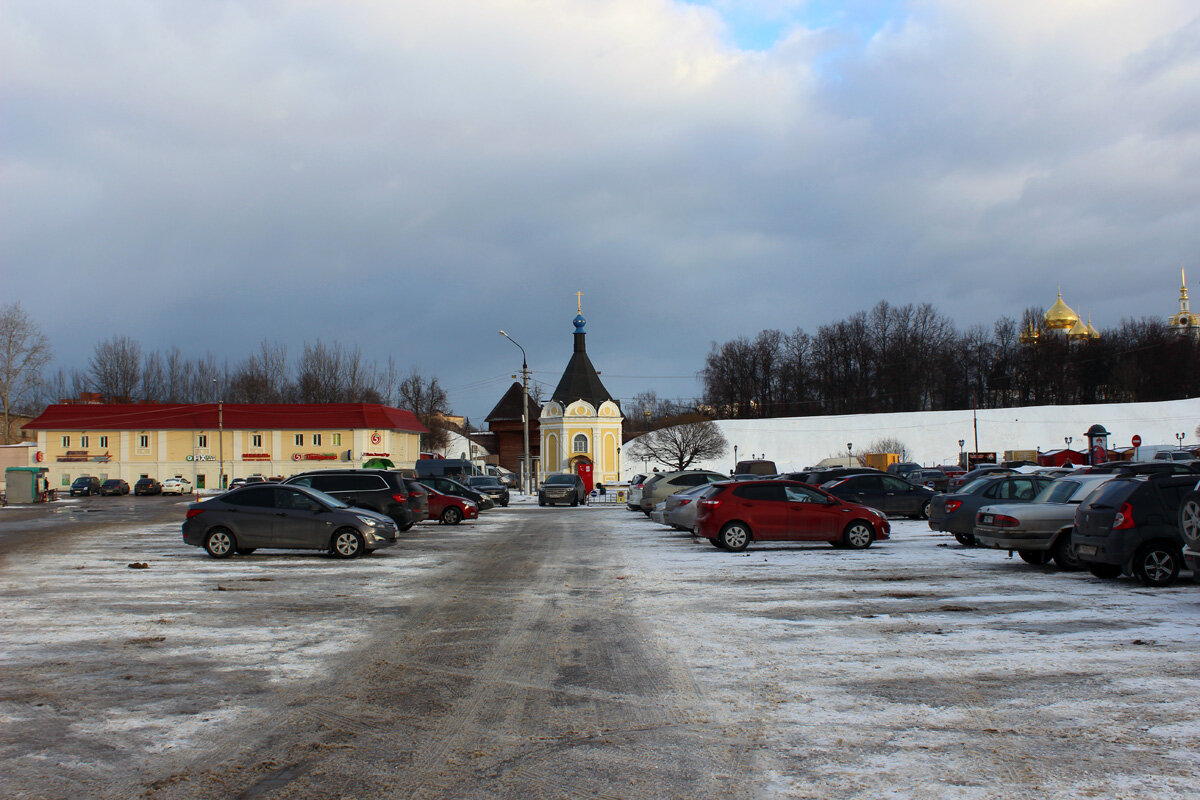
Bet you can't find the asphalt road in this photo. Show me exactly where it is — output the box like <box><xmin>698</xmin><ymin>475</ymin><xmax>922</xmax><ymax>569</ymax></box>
<box><xmin>3</xmin><ymin>499</ymin><xmax>1198</xmax><ymax>799</ymax></box>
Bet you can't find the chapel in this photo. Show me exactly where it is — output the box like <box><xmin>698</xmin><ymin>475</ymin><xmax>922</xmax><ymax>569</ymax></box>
<box><xmin>538</xmin><ymin>297</ymin><xmax>623</xmax><ymax>492</ymax></box>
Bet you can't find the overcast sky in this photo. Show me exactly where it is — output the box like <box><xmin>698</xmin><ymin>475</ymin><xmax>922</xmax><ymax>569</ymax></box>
<box><xmin>3</xmin><ymin>0</ymin><xmax>1199</xmax><ymax>421</ymax></box>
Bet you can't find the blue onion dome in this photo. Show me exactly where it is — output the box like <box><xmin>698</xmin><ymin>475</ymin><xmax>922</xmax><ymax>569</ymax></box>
<box><xmin>573</xmin><ymin>313</ymin><xmax>586</xmax><ymax>331</ymax></box>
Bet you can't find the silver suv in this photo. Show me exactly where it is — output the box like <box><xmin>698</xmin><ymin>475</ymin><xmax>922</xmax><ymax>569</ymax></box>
<box><xmin>638</xmin><ymin>470</ymin><xmax>727</xmax><ymax>515</ymax></box>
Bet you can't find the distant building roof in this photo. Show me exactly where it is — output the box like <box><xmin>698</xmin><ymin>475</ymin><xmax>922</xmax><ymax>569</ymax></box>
<box><xmin>23</xmin><ymin>403</ymin><xmax>427</xmax><ymax>433</ymax></box>
<box><xmin>486</xmin><ymin>382</ymin><xmax>540</xmax><ymax>423</ymax></box>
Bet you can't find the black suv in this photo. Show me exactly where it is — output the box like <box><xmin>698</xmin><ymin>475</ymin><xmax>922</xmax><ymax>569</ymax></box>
<box><xmin>283</xmin><ymin>469</ymin><xmax>422</xmax><ymax>531</ymax></box>
<box><xmin>464</xmin><ymin>475</ymin><xmax>510</xmax><ymax>507</ymax></box>
<box><xmin>69</xmin><ymin>476</ymin><xmax>101</xmax><ymax>496</ymax></box>
<box><xmin>1072</xmin><ymin>474</ymin><xmax>1197</xmax><ymax>586</ymax></box>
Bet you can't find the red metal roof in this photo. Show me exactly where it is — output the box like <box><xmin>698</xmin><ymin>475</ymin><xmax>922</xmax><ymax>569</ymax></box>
<box><xmin>23</xmin><ymin>403</ymin><xmax>428</xmax><ymax>433</ymax></box>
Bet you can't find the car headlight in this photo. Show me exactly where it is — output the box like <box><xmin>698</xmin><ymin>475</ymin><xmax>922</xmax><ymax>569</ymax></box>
<box><xmin>356</xmin><ymin>514</ymin><xmax>382</xmax><ymax>527</ymax></box>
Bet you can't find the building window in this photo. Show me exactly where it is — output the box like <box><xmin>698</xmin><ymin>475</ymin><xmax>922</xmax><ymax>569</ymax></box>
<box><xmin>573</xmin><ymin>434</ymin><xmax>588</xmax><ymax>453</ymax></box>
<box><xmin>332</xmin><ymin>433</ymin><xmax>341</xmax><ymax>446</ymax></box>
<box><xmin>139</xmin><ymin>435</ymin><xmax>149</xmax><ymax>448</ymax></box>
<box><xmin>62</xmin><ymin>436</ymin><xmax>70</xmax><ymax>447</ymax></box>
<box><xmin>99</xmin><ymin>436</ymin><xmax>108</xmax><ymax>448</ymax></box>
<box><xmin>294</xmin><ymin>434</ymin><xmax>304</xmax><ymax>446</ymax></box>
<box><xmin>252</xmin><ymin>434</ymin><xmax>262</xmax><ymax>448</ymax></box>
<box><xmin>81</xmin><ymin>435</ymin><xmax>89</xmax><ymax>448</ymax></box>
<box><xmin>313</xmin><ymin>433</ymin><xmax>322</xmax><ymax>446</ymax></box>
<box><xmin>197</xmin><ymin>434</ymin><xmax>208</xmax><ymax>448</ymax></box>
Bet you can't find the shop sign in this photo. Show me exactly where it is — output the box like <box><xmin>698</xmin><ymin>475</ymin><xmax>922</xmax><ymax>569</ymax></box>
<box><xmin>186</xmin><ymin>454</ymin><xmax>216</xmax><ymax>462</ymax></box>
<box><xmin>361</xmin><ymin>452</ymin><xmax>390</xmax><ymax>457</ymax></box>
<box><xmin>57</xmin><ymin>450</ymin><xmax>91</xmax><ymax>463</ymax></box>
<box><xmin>242</xmin><ymin>453</ymin><xmax>272</xmax><ymax>461</ymax></box>
<box><xmin>292</xmin><ymin>453</ymin><xmax>338</xmax><ymax>461</ymax></box>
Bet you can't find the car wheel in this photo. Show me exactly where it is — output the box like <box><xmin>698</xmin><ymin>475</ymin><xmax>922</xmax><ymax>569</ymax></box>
<box><xmin>330</xmin><ymin>527</ymin><xmax>365</xmax><ymax>559</ymax></box>
<box><xmin>570</xmin><ymin>496</ymin><xmax>579</xmax><ymax>507</ymax></box>
<box><xmin>441</xmin><ymin>506</ymin><xmax>463</xmax><ymax>525</ymax></box>
<box><xmin>1088</xmin><ymin>563</ymin><xmax>1123</xmax><ymax>579</ymax></box>
<box><xmin>911</xmin><ymin>501</ymin><xmax>931</xmax><ymax>521</ymax></box>
<box><xmin>718</xmin><ymin>522</ymin><xmax>750</xmax><ymax>552</ymax></box>
<box><xmin>843</xmin><ymin>521</ymin><xmax>875</xmax><ymax>550</ymax></box>
<box><xmin>1179</xmin><ymin>495</ymin><xmax>1200</xmax><ymax>547</ymax></box>
<box><xmin>1132</xmin><ymin>542</ymin><xmax>1182</xmax><ymax>587</ymax></box>
<box><xmin>1017</xmin><ymin>549</ymin><xmax>1052</xmax><ymax>565</ymax></box>
<box><xmin>538</xmin><ymin>499</ymin><xmax>546</xmax><ymax>507</ymax></box>
<box><xmin>953</xmin><ymin>532</ymin><xmax>977</xmax><ymax>547</ymax></box>
<box><xmin>203</xmin><ymin>528</ymin><xmax>235</xmax><ymax>559</ymax></box>
<box><xmin>1052</xmin><ymin>533</ymin><xmax>1082</xmax><ymax>571</ymax></box>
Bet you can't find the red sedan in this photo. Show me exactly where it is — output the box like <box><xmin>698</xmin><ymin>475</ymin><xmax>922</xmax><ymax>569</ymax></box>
<box><xmin>423</xmin><ymin>486</ymin><xmax>478</xmax><ymax>525</ymax></box>
<box><xmin>693</xmin><ymin>479</ymin><xmax>890</xmax><ymax>552</ymax></box>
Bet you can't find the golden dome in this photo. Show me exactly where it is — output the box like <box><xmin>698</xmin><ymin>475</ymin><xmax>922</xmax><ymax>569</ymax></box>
<box><xmin>1018</xmin><ymin>323</ymin><xmax>1040</xmax><ymax>344</ymax></box>
<box><xmin>1086</xmin><ymin>316</ymin><xmax>1100</xmax><ymax>338</ymax></box>
<box><xmin>1067</xmin><ymin>318</ymin><xmax>1090</xmax><ymax>339</ymax></box>
<box><xmin>1044</xmin><ymin>290</ymin><xmax>1079</xmax><ymax>330</ymax></box>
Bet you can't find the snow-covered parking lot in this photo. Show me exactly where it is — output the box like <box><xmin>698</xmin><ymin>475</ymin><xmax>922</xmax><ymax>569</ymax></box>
<box><xmin>2</xmin><ymin>503</ymin><xmax>1198</xmax><ymax>798</ymax></box>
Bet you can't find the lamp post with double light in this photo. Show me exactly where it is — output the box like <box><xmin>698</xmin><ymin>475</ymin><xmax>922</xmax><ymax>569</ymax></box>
<box><xmin>499</xmin><ymin>330</ymin><xmax>531</xmax><ymax>495</ymax></box>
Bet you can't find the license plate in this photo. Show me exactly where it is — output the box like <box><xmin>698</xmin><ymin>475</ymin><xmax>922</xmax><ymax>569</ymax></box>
<box><xmin>980</xmin><ymin>514</ymin><xmax>993</xmax><ymax>524</ymax></box>
<box><xmin>1077</xmin><ymin>545</ymin><xmax>1098</xmax><ymax>556</ymax></box>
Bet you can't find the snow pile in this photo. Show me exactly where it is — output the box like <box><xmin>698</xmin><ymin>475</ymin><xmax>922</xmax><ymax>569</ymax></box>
<box><xmin>628</xmin><ymin>398</ymin><xmax>1200</xmax><ymax>471</ymax></box>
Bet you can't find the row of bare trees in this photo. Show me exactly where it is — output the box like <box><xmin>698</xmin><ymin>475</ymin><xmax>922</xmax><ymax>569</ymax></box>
<box><xmin>34</xmin><ymin>335</ymin><xmax>451</xmax><ymax>450</ymax></box>
<box><xmin>702</xmin><ymin>301</ymin><xmax>1200</xmax><ymax>418</ymax></box>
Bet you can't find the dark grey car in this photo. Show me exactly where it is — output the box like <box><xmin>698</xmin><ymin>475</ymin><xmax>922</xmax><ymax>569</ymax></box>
<box><xmin>182</xmin><ymin>484</ymin><xmax>398</xmax><ymax>559</ymax></box>
<box><xmin>539</xmin><ymin>473</ymin><xmax>587</xmax><ymax>506</ymax></box>
<box><xmin>928</xmin><ymin>473</ymin><xmax>1055</xmax><ymax>546</ymax></box>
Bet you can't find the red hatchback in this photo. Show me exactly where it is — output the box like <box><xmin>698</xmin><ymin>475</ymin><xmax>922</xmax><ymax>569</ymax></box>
<box><xmin>693</xmin><ymin>480</ymin><xmax>890</xmax><ymax>552</ymax></box>
<box><xmin>423</xmin><ymin>487</ymin><xmax>478</xmax><ymax>525</ymax></box>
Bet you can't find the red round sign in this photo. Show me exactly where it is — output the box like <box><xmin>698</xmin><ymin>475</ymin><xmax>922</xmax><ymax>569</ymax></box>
<box><xmin>1131</xmin><ymin>434</ymin><xmax>1142</xmax><ymax>447</ymax></box>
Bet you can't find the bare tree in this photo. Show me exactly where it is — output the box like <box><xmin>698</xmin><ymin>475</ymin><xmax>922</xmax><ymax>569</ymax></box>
<box><xmin>864</xmin><ymin>437</ymin><xmax>911</xmax><ymax>462</ymax></box>
<box><xmin>627</xmin><ymin>420</ymin><xmax>728</xmax><ymax>471</ymax></box>
<box><xmin>396</xmin><ymin>369</ymin><xmax>449</xmax><ymax>452</ymax></box>
<box><xmin>89</xmin><ymin>335</ymin><xmax>142</xmax><ymax>401</ymax></box>
<box><xmin>229</xmin><ymin>340</ymin><xmax>293</xmax><ymax>403</ymax></box>
<box><xmin>0</xmin><ymin>302</ymin><xmax>52</xmax><ymax>443</ymax></box>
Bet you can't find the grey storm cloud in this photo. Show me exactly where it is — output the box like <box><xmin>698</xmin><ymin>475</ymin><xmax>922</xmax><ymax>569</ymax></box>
<box><xmin>3</xmin><ymin>0</ymin><xmax>1199</xmax><ymax>418</ymax></box>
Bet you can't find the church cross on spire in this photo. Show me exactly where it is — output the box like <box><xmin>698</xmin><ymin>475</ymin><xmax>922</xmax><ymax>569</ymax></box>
<box><xmin>576</xmin><ymin>290</ymin><xmax>583</xmax><ymax>314</ymax></box>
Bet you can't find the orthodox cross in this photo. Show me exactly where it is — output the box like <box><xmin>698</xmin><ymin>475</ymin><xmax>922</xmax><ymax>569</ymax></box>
<box><xmin>576</xmin><ymin>291</ymin><xmax>583</xmax><ymax>314</ymax></box>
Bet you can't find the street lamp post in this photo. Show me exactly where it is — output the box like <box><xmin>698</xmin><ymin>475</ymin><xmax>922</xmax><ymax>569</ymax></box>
<box><xmin>958</xmin><ymin>439</ymin><xmax>965</xmax><ymax>468</ymax></box>
<box><xmin>499</xmin><ymin>331</ymin><xmax>532</xmax><ymax>496</ymax></box>
<box><xmin>1177</xmin><ymin>432</ymin><xmax>1186</xmax><ymax>450</ymax></box>
<box><xmin>847</xmin><ymin>442</ymin><xmax>853</xmax><ymax>465</ymax></box>
<box><xmin>213</xmin><ymin>378</ymin><xmax>224</xmax><ymax>490</ymax></box>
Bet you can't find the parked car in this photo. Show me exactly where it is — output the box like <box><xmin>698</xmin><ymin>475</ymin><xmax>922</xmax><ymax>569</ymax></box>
<box><xmin>161</xmin><ymin>477</ymin><xmax>193</xmax><ymax>495</ymax></box>
<box><xmin>1070</xmin><ymin>461</ymin><xmax>1200</xmax><ymax>476</ymax></box>
<box><xmin>733</xmin><ymin>459</ymin><xmax>778</xmax><ymax>476</ymax></box>
<box><xmin>912</xmin><ymin>467</ymin><xmax>951</xmax><ymax>492</ymax></box>
<box><xmin>464</xmin><ymin>475</ymin><xmax>510</xmax><ymax>507</ymax></box>
<box><xmin>133</xmin><ymin>477</ymin><xmax>162</xmax><ymax>496</ymax></box>
<box><xmin>99</xmin><ymin>478</ymin><xmax>130</xmax><ymax>496</ymax></box>
<box><xmin>780</xmin><ymin>467</ymin><xmax>875</xmax><ymax>486</ymax></box>
<box><xmin>928</xmin><ymin>473</ymin><xmax>1056</xmax><ymax>546</ymax></box>
<box><xmin>1072</xmin><ymin>474</ymin><xmax>1198</xmax><ymax>586</ymax></box>
<box><xmin>820</xmin><ymin>473</ymin><xmax>936</xmax><ymax>519</ymax></box>
<box><xmin>539</xmin><ymin>473</ymin><xmax>588</xmax><ymax>507</ymax></box>
<box><xmin>972</xmin><ymin>474</ymin><xmax>1117</xmax><ymax>569</ymax></box>
<box><xmin>1153</xmin><ymin>450</ymin><xmax>1199</xmax><ymax>462</ymax></box>
<box><xmin>69</xmin><ymin>476</ymin><xmax>101</xmax><ymax>496</ymax></box>
<box><xmin>638</xmin><ymin>470</ymin><xmax>727</xmax><ymax>514</ymax></box>
<box><xmin>693</xmin><ymin>479</ymin><xmax>890</xmax><ymax>552</ymax></box>
<box><xmin>228</xmin><ymin>477</ymin><xmax>248</xmax><ymax>490</ymax></box>
<box><xmin>419</xmin><ymin>476</ymin><xmax>494</xmax><ymax>511</ymax></box>
<box><xmin>649</xmin><ymin>500</ymin><xmax>669</xmax><ymax>527</ymax></box>
<box><xmin>182</xmin><ymin>483</ymin><xmax>398</xmax><ymax>559</ymax></box>
<box><xmin>661</xmin><ymin>483</ymin><xmax>712</xmax><ymax>531</ymax></box>
<box><xmin>948</xmin><ymin>465</ymin><xmax>1014</xmax><ymax>492</ymax></box>
<box><xmin>626</xmin><ymin>473</ymin><xmax>649</xmax><ymax>511</ymax></box>
<box><xmin>283</xmin><ymin>469</ymin><xmax>420</xmax><ymax>531</ymax></box>
<box><xmin>1179</xmin><ymin>483</ymin><xmax>1200</xmax><ymax>564</ymax></box>
<box><xmin>421</xmin><ymin>485</ymin><xmax>478</xmax><ymax>524</ymax></box>
<box><xmin>886</xmin><ymin>462</ymin><xmax>923</xmax><ymax>480</ymax></box>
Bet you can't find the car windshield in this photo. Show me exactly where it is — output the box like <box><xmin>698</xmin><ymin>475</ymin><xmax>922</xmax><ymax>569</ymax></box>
<box><xmin>544</xmin><ymin>475</ymin><xmax>577</xmax><ymax>485</ymax></box>
<box><xmin>1034</xmin><ymin>479</ymin><xmax>1080</xmax><ymax>504</ymax></box>
<box><xmin>301</xmin><ymin>486</ymin><xmax>349</xmax><ymax>508</ymax></box>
